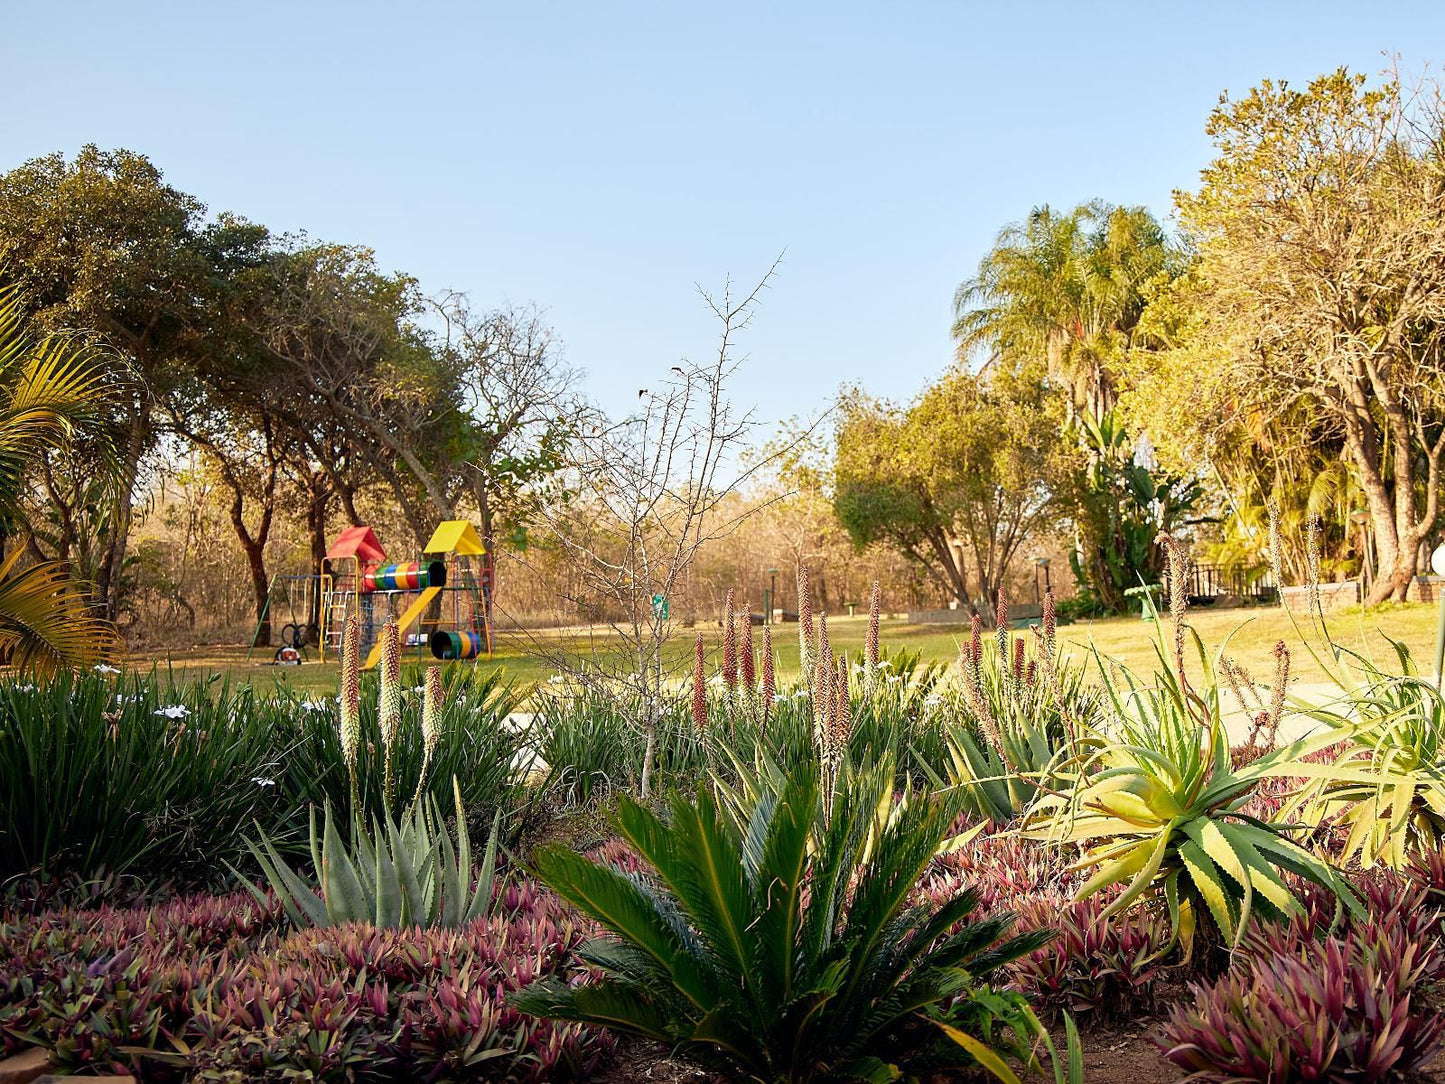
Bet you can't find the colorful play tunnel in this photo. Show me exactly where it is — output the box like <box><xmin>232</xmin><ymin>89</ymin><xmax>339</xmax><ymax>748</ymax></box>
<box><xmin>362</xmin><ymin>561</ymin><xmax>447</xmax><ymax>593</ymax></box>
<box><xmin>431</xmin><ymin>630</ymin><xmax>485</xmax><ymax>660</ymax></box>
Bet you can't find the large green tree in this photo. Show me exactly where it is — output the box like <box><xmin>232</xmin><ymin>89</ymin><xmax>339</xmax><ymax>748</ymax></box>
<box><xmin>1133</xmin><ymin>69</ymin><xmax>1445</xmax><ymax>602</ymax></box>
<box><xmin>0</xmin><ymin>148</ymin><xmax>265</xmax><ymax>620</ymax></box>
<box><xmin>834</xmin><ymin>362</ymin><xmax>1074</xmax><ymax>618</ymax></box>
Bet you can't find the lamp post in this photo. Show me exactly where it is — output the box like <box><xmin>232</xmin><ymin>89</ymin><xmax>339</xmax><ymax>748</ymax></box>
<box><xmin>1032</xmin><ymin>556</ymin><xmax>1051</xmax><ymax>604</ymax></box>
<box><xmin>765</xmin><ymin>568</ymin><xmax>779</xmax><ymax>625</ymax></box>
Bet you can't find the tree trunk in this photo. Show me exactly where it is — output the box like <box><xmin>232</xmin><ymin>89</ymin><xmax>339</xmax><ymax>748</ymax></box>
<box><xmin>240</xmin><ymin>532</ymin><xmax>271</xmax><ymax>646</ymax></box>
<box><xmin>306</xmin><ymin>472</ymin><xmax>330</xmax><ymax>637</ymax></box>
<box><xmin>96</xmin><ymin>401</ymin><xmax>149</xmax><ymax>621</ymax></box>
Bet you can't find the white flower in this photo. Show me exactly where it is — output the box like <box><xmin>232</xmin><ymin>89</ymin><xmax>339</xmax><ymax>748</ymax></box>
<box><xmin>791</xmin><ymin>689</ymin><xmax>810</xmax><ymax>700</ymax></box>
<box><xmin>877</xmin><ymin>660</ymin><xmax>893</xmax><ymax>670</ymax></box>
<box><xmin>886</xmin><ymin>674</ymin><xmax>902</xmax><ymax>685</ymax></box>
<box><xmin>11</xmin><ymin>683</ymin><xmax>35</xmax><ymax>693</ymax></box>
<box><xmin>547</xmin><ymin>675</ymin><xmax>565</xmax><ymax>685</ymax></box>
<box><xmin>300</xmin><ymin>700</ymin><xmax>328</xmax><ymax>713</ymax></box>
<box><xmin>251</xmin><ymin>776</ymin><xmax>276</xmax><ymax>787</ymax></box>
<box><xmin>772</xmin><ymin>694</ymin><xmax>788</xmax><ymax>704</ymax></box>
<box><xmin>154</xmin><ymin>705</ymin><xmax>191</xmax><ymax>720</ymax></box>
<box><xmin>93</xmin><ymin>664</ymin><xmax>120</xmax><ymax>675</ymax></box>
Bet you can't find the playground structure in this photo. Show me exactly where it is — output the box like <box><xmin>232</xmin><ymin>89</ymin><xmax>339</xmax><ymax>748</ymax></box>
<box><xmin>324</xmin><ymin>520</ymin><xmax>494</xmax><ymax>669</ymax></box>
<box><xmin>249</xmin><ymin>519</ymin><xmax>493</xmax><ymax>667</ymax></box>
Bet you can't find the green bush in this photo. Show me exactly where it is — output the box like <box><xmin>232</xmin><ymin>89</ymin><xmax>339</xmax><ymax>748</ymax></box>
<box><xmin>532</xmin><ymin>683</ymin><xmax>710</xmax><ymax>805</ymax></box>
<box><xmin>0</xmin><ymin>672</ymin><xmax>302</xmax><ymax>883</ymax></box>
<box><xmin>282</xmin><ymin>665</ymin><xmax>530</xmax><ymax>837</ymax></box>
<box><xmin>933</xmin><ymin>624</ymin><xmax>1095</xmax><ymax>825</ymax></box>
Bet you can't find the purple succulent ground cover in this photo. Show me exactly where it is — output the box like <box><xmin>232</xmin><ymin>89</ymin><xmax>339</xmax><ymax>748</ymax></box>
<box><xmin>0</xmin><ymin>881</ymin><xmax>614</xmax><ymax>1081</ymax></box>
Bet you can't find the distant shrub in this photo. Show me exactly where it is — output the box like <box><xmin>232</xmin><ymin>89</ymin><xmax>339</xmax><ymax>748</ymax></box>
<box><xmin>0</xmin><ymin>669</ymin><xmax>526</xmax><ymax>885</ymax></box>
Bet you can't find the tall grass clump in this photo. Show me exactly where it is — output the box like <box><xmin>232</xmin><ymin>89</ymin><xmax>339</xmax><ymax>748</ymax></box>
<box><xmin>0</xmin><ymin>671</ymin><xmax>304</xmax><ymax>884</ymax></box>
<box><xmin>0</xmin><ymin>649</ymin><xmax>528</xmax><ymax>886</ymax></box>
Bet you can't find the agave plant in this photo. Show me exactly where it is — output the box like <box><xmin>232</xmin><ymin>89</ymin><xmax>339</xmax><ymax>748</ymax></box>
<box><xmin>1027</xmin><ymin>584</ymin><xmax>1361</xmax><ymax>951</ymax></box>
<box><xmin>240</xmin><ymin>779</ymin><xmax>502</xmax><ymax>929</ymax></box>
<box><xmin>513</xmin><ymin>761</ymin><xmax>1048</xmax><ymax>1083</ymax></box>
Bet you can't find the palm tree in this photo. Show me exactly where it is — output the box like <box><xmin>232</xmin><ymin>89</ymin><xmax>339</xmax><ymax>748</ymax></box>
<box><xmin>0</xmin><ymin>279</ymin><xmax>120</xmax><ymax>671</ymax></box>
<box><xmin>953</xmin><ymin>202</ymin><xmax>1176</xmax><ymax>421</ymax></box>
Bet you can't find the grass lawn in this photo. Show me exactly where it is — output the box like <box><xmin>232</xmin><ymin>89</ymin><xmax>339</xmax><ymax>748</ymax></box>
<box><xmin>126</xmin><ymin>599</ymin><xmax>1442</xmax><ymax>698</ymax></box>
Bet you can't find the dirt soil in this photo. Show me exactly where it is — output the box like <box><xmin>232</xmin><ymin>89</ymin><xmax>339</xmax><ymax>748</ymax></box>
<box><xmin>592</xmin><ymin>1024</ymin><xmax>1187</xmax><ymax>1083</ymax></box>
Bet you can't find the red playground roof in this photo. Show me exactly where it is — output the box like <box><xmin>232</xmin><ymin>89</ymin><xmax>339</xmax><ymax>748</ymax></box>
<box><xmin>326</xmin><ymin>525</ymin><xmax>386</xmax><ymax>563</ymax></box>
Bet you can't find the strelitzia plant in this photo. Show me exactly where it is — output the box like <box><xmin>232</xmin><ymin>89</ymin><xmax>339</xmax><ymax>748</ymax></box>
<box><xmin>1026</xmin><ymin>538</ymin><xmax>1362</xmax><ymax>952</ymax></box>
<box><xmin>240</xmin><ymin>778</ymin><xmax>502</xmax><ymax>929</ymax></box>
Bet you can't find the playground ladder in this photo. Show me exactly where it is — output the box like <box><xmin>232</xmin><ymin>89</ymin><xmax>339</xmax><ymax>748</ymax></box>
<box><xmin>323</xmin><ymin>591</ymin><xmax>350</xmax><ymax>648</ymax></box>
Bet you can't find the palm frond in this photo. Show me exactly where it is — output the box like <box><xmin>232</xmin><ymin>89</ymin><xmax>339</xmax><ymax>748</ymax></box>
<box><xmin>0</xmin><ymin>548</ymin><xmax>117</xmax><ymax>672</ymax></box>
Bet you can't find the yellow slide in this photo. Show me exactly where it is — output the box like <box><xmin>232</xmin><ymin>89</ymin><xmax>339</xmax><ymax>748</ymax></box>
<box><xmin>362</xmin><ymin>585</ymin><xmax>442</xmax><ymax>670</ymax></box>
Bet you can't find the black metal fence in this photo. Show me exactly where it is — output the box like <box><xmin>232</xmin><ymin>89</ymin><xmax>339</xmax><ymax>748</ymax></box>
<box><xmin>1163</xmin><ymin>563</ymin><xmax>1276</xmax><ymax>604</ymax></box>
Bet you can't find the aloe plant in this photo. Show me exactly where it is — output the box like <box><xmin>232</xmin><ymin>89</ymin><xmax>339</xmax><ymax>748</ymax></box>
<box><xmin>239</xmin><ymin>779</ymin><xmax>502</xmax><ymax>929</ymax></box>
<box><xmin>513</xmin><ymin>761</ymin><xmax>1047</xmax><ymax>1083</ymax></box>
<box><xmin>1027</xmin><ymin>590</ymin><xmax>1362</xmax><ymax>951</ymax></box>
<box><xmin>1287</xmin><ymin>640</ymin><xmax>1445</xmax><ymax>868</ymax></box>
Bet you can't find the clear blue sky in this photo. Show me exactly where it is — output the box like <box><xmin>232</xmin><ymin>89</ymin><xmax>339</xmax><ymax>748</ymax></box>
<box><xmin>4</xmin><ymin>3</ymin><xmax>1442</xmax><ymax>426</ymax></box>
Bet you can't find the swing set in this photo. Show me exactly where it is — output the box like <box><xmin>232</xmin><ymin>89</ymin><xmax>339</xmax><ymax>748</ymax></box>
<box><xmin>246</xmin><ymin>574</ymin><xmax>334</xmax><ymax>664</ymax></box>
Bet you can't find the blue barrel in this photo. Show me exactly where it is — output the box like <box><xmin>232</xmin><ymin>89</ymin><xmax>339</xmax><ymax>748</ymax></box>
<box><xmin>431</xmin><ymin>630</ymin><xmax>484</xmax><ymax>659</ymax></box>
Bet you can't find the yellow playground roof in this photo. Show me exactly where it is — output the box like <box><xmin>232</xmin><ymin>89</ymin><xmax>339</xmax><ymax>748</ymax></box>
<box><xmin>424</xmin><ymin>520</ymin><xmax>487</xmax><ymax>556</ymax></box>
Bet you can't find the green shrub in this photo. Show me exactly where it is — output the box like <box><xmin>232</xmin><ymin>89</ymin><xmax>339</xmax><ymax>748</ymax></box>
<box><xmin>532</xmin><ymin>682</ymin><xmax>709</xmax><ymax>805</ymax></box>
<box><xmin>281</xmin><ymin>666</ymin><xmax>530</xmax><ymax>837</ymax></box>
<box><xmin>513</xmin><ymin>760</ymin><xmax>1048</xmax><ymax>1083</ymax></box>
<box><xmin>0</xmin><ymin>668</ymin><xmax>528</xmax><ymax>885</ymax></box>
<box><xmin>932</xmin><ymin>611</ymin><xmax>1094</xmax><ymax>825</ymax></box>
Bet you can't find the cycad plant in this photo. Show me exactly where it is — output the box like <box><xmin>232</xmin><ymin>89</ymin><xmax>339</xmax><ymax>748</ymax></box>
<box><xmin>0</xmin><ymin>279</ymin><xmax>120</xmax><ymax>671</ymax></box>
<box><xmin>513</xmin><ymin>760</ymin><xmax>1049</xmax><ymax>1083</ymax></box>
